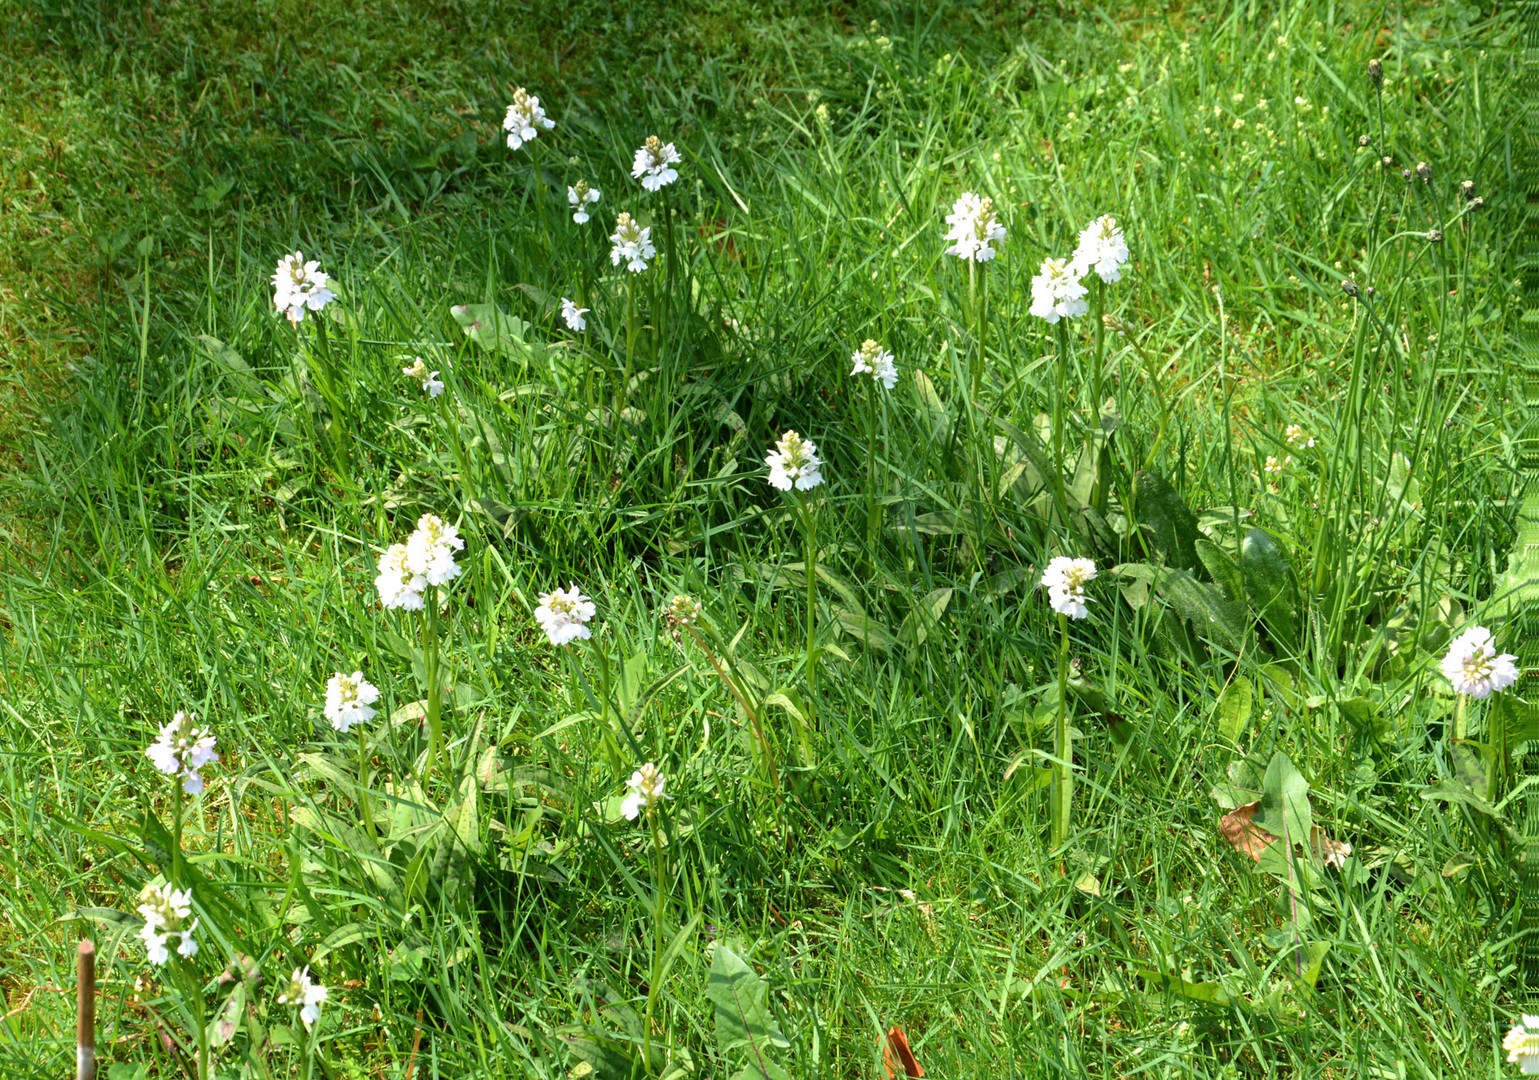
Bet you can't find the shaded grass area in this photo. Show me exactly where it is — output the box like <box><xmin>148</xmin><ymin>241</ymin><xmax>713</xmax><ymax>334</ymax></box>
<box><xmin>0</xmin><ymin>1</ymin><xmax>1527</xmax><ymax>1078</ymax></box>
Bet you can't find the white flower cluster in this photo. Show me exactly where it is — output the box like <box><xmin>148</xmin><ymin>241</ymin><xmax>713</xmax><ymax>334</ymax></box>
<box><xmin>401</xmin><ymin>357</ymin><xmax>444</xmax><ymax>398</ymax></box>
<box><xmin>1041</xmin><ymin>556</ymin><xmax>1097</xmax><ymax>619</ymax></box>
<box><xmin>850</xmin><ymin>339</ymin><xmax>897</xmax><ymax>389</ymax></box>
<box><xmin>375</xmin><ymin>514</ymin><xmax>464</xmax><ymax>610</ymax></box>
<box><xmin>1440</xmin><ymin>625</ymin><xmax>1518</xmax><ymax>699</ymax></box>
<box><xmin>664</xmin><ymin>593</ymin><xmax>703</xmax><ymax>628</ymax></box>
<box><xmin>765</xmin><ymin>430</ymin><xmax>824</xmax><ymax>491</ymax></box>
<box><xmin>278</xmin><ymin>966</ymin><xmax>329</xmax><ymax>1028</ymax></box>
<box><xmin>1264</xmin><ymin>454</ymin><xmax>1292</xmax><ymax>477</ymax></box>
<box><xmin>145</xmin><ymin>711</ymin><xmax>219</xmax><ymax>795</ymax></box>
<box><xmin>503</xmin><ymin>87</ymin><xmax>554</xmax><ymax>151</ymax></box>
<box><xmin>561</xmin><ymin>297</ymin><xmax>589</xmax><ymax>331</ymax></box>
<box><xmin>943</xmin><ymin>193</ymin><xmax>1006</xmax><ymax>263</ymax></box>
<box><xmin>567</xmin><ymin>179</ymin><xmax>601</xmax><ymax>223</ymax></box>
<box><xmin>324</xmin><ymin>671</ymin><xmax>380</xmax><ymax>733</ymax></box>
<box><xmin>270</xmin><ymin>252</ymin><xmax>335</xmax><ymax>325</ymax></box>
<box><xmin>632</xmin><ymin>136</ymin><xmax>682</xmax><ymax>191</ymax></box>
<box><xmin>1506</xmin><ymin>1017</ymin><xmax>1539</xmax><ymax>1074</ymax></box>
<box><xmin>1284</xmin><ymin>424</ymin><xmax>1314</xmax><ymax>449</ymax></box>
<box><xmin>621</xmin><ymin>762</ymin><xmax>668</xmax><ymax>820</ymax></box>
<box><xmin>610</xmin><ymin>212</ymin><xmax>656</xmax><ymax>273</ymax></box>
<box><xmin>1029</xmin><ymin>214</ymin><xmax>1131</xmax><ymax>324</ymax></box>
<box><xmin>534</xmin><ymin>583</ymin><xmax>596</xmax><ymax>646</ymax></box>
<box><xmin>137</xmin><ymin>882</ymin><xmax>198</xmax><ymax>965</ymax></box>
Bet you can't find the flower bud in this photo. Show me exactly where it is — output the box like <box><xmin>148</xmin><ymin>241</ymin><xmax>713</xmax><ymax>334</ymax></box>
<box><xmin>1102</xmin><ymin>313</ymin><xmax>1131</xmax><ymax>335</ymax></box>
<box><xmin>1459</xmin><ymin>179</ymin><xmax>1476</xmax><ymax>200</ymax></box>
<box><xmin>1415</xmin><ymin>161</ymin><xmax>1432</xmax><ymax>183</ymax></box>
<box><xmin>1380</xmin><ymin>155</ymin><xmax>1393</xmax><ymax>168</ymax></box>
<box><xmin>1426</xmin><ymin>229</ymin><xmax>1443</xmax><ymax>243</ymax></box>
<box><xmin>1340</xmin><ymin>279</ymin><xmax>1360</xmax><ymax>298</ymax></box>
<box><xmin>1367</xmin><ymin>58</ymin><xmax>1383</xmax><ymax>86</ymax></box>
<box><xmin>1467</xmin><ymin>196</ymin><xmax>1485</xmax><ymax>211</ymax></box>
<box><xmin>1401</xmin><ymin>168</ymin><xmax>1412</xmax><ymax>182</ymax></box>
<box><xmin>1357</xmin><ymin>135</ymin><xmax>1370</xmax><ymax>147</ymax></box>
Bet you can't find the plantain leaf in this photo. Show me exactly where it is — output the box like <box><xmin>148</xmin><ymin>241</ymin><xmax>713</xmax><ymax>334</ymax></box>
<box><xmin>1216</xmin><ymin>677</ymin><xmax>1253</xmax><ymax>745</ymax></box>
<box><xmin>707</xmin><ymin>945</ymin><xmax>790</xmax><ymax>1075</ymax></box>
<box><xmin>1239</xmin><ymin>528</ymin><xmax>1299</xmax><ymax>655</ymax></box>
<box><xmin>1134</xmin><ymin>471</ymin><xmax>1200</xmax><ymax>570</ymax></box>
<box><xmin>1251</xmin><ymin>752</ymin><xmax>1311</xmax><ymax>853</ymax></box>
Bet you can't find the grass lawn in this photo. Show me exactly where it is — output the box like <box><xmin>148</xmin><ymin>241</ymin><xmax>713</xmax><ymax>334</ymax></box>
<box><xmin>0</xmin><ymin>1</ymin><xmax>1526</xmax><ymax>1077</ymax></box>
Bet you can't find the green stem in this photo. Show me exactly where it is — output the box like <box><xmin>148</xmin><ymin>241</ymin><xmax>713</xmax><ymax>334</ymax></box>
<box><xmin>968</xmin><ymin>259</ymin><xmax>981</xmax><ymax>400</ymax></box>
<box><xmin>661</xmin><ymin>186</ymin><xmax>675</xmax><ymax>365</ymax></box>
<box><xmin>357</xmin><ymin>726</ymin><xmax>376</xmax><ymax>842</ymax></box>
<box><xmin>802</xmin><ymin>494</ymin><xmax>818</xmax><ymax>716</ymax></box>
<box><xmin>643</xmin><ymin>809</ymin><xmax>668</xmax><ymax>1075</ymax></box>
<box><xmin>1452</xmin><ymin>694</ymin><xmax>1468</xmax><ymax>745</ymax></box>
<box><xmin>865</xmin><ymin>388</ymin><xmax>879</xmax><ymax>550</ymax></box>
<box><xmin>1090</xmin><ymin>278</ymin><xmax>1105</xmax><ymax>423</ymax></box>
<box><xmin>172</xmin><ymin>777</ymin><xmax>184</xmax><ymax>886</ymax></box>
<box><xmin>1051</xmin><ymin>321</ymin><xmax>1073</xmax><ymax>525</ymax></box>
<box><xmin>622</xmin><ymin>272</ymin><xmax>638</xmax><ymax>418</ymax></box>
<box><xmin>423</xmin><ymin>588</ymin><xmax>443</xmax><ymax>788</ymax></box>
<box><xmin>531</xmin><ymin>143</ymin><xmax>549</xmax><ymax>238</ymax></box>
<box><xmin>1052</xmin><ymin>612</ymin><xmax>1072</xmax><ymax>849</ymax></box>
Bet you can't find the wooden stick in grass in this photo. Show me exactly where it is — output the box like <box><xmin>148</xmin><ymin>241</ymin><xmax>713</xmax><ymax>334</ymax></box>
<box><xmin>76</xmin><ymin>940</ymin><xmax>95</xmax><ymax>1080</ymax></box>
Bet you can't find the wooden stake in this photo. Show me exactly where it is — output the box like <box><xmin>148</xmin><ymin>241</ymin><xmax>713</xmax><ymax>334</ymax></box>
<box><xmin>76</xmin><ymin>940</ymin><xmax>96</xmax><ymax>1080</ymax></box>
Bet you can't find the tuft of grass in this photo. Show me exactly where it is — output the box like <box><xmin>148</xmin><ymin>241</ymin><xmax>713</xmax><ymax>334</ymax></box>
<box><xmin>0</xmin><ymin>1</ymin><xmax>1524</xmax><ymax>1078</ymax></box>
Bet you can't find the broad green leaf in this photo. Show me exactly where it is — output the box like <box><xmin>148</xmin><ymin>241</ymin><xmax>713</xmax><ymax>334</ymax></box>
<box><xmin>450</xmin><ymin>302</ymin><xmax>536</xmax><ymax>361</ymax></box>
<box><xmin>1134</xmin><ymin>471</ymin><xmax>1200</xmax><ymax>570</ymax></box>
<box><xmin>1194</xmin><ymin>538</ymin><xmax>1244</xmax><ymax>605</ymax></box>
<box><xmin>1240</xmin><ymin>528</ymin><xmax>1299</xmax><ymax>655</ymax></box>
<box><xmin>1216</xmin><ymin>677</ymin><xmax>1253</xmax><ymax>744</ymax></box>
<box><xmin>1252</xmin><ymin>752</ymin><xmax>1311</xmax><ymax>851</ymax></box>
<box><xmin>707</xmin><ymin>945</ymin><xmax>790</xmax><ymax>1065</ymax></box>
<box><xmin>211</xmin><ymin>982</ymin><xmax>245</xmax><ymax>1047</ymax></box>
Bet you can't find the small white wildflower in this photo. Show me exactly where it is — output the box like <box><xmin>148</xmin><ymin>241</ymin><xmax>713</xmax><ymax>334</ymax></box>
<box><xmin>1294</xmin><ymin>96</ymin><xmax>1310</xmax><ymax>109</ymax></box>
<box><xmin>401</xmin><ymin>357</ymin><xmax>444</xmax><ymax>398</ymax></box>
<box><xmin>560</xmin><ymin>298</ymin><xmax>589</xmax><ymax>332</ymax></box>
<box><xmin>270</xmin><ymin>252</ymin><xmax>335</xmax><ymax>325</ymax></box>
<box><xmin>405</xmin><ymin>514</ymin><xmax>464</xmax><ymax>588</ymax></box>
<box><xmin>136</xmin><ymin>883</ymin><xmax>197</xmax><ymax>966</ymax></box>
<box><xmin>609</xmin><ymin>212</ymin><xmax>656</xmax><ymax>273</ymax></box>
<box><xmin>1506</xmin><ymin>1018</ymin><xmax>1539</xmax><ymax>1073</ymax></box>
<box><xmin>632</xmin><ymin>136</ymin><xmax>682</xmax><ymax>191</ymax></box>
<box><xmin>850</xmin><ymin>339</ymin><xmax>897</xmax><ymax>389</ymax></box>
<box><xmin>1041</xmin><ymin>556</ymin><xmax>1097</xmax><ymax>619</ymax></box>
<box><xmin>663</xmin><ymin>594</ymin><xmax>703</xmax><ymax>629</ymax></box>
<box><xmin>1071</xmin><ymin>214</ymin><xmax>1130</xmax><ymax>284</ymax></box>
<box><xmin>765</xmin><ymin>430</ymin><xmax>824</xmax><ymax>491</ymax></box>
<box><xmin>620</xmin><ymin>762</ymin><xmax>668</xmax><ymax>820</ymax></box>
<box><xmin>278</xmin><ymin>967</ymin><xmax>329</xmax><ymax>1029</ymax></box>
<box><xmin>1264</xmin><ymin>454</ymin><xmax>1293</xmax><ymax>477</ymax></box>
<box><xmin>323</xmin><ymin>671</ymin><xmax>380</xmax><ymax>733</ymax></box>
<box><xmin>1029</xmin><ymin>257</ymin><xmax>1089</xmax><ymax>323</ymax></box>
<box><xmin>145</xmin><ymin>711</ymin><xmax>218</xmax><ymax>795</ymax></box>
<box><xmin>943</xmin><ymin>193</ymin><xmax>1006</xmax><ymax>263</ymax></box>
<box><xmin>534</xmin><ymin>583</ymin><xmax>597</xmax><ymax>646</ymax></box>
<box><xmin>503</xmin><ymin>88</ymin><xmax>554</xmax><ymax>150</ymax></box>
<box><xmin>1440</xmin><ymin>625</ymin><xmax>1518</xmax><ymax>699</ymax></box>
<box><xmin>1284</xmin><ymin>424</ymin><xmax>1314</xmax><ymax>449</ymax></box>
<box><xmin>567</xmin><ymin>179</ymin><xmax>601</xmax><ymax>223</ymax></box>
<box><xmin>375</xmin><ymin>543</ymin><xmax>426</xmax><ymax>611</ymax></box>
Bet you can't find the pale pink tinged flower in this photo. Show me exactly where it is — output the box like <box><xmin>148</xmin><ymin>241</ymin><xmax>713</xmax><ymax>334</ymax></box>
<box><xmin>534</xmin><ymin>583</ymin><xmax>597</xmax><ymax>646</ymax></box>
<box><xmin>145</xmin><ymin>711</ymin><xmax>218</xmax><ymax>795</ymax></box>
<box><xmin>1070</xmin><ymin>214</ymin><xmax>1129</xmax><ymax>283</ymax></box>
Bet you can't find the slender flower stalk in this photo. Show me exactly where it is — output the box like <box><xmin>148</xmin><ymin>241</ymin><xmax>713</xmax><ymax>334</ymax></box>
<box><xmin>621</xmin><ymin>762</ymin><xmax>671</xmax><ymax>1075</ymax></box>
<box><xmin>325</xmin><ymin>671</ymin><xmax>380</xmax><ymax>839</ymax></box>
<box><xmin>850</xmin><ymin>340</ymin><xmax>896</xmax><ymax>546</ymax></box>
<box><xmin>1041</xmin><ymin>557</ymin><xmax>1095</xmax><ymax>849</ymax></box>
<box><xmin>766</xmin><ymin>431</ymin><xmax>824</xmax><ymax>714</ymax></box>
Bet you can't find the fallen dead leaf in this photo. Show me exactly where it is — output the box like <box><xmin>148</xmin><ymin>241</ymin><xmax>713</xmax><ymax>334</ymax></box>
<box><xmin>882</xmin><ymin>1026</ymin><xmax>924</xmax><ymax>1078</ymax></box>
<box><xmin>1219</xmin><ymin>801</ymin><xmax>1352</xmax><ymax>868</ymax></box>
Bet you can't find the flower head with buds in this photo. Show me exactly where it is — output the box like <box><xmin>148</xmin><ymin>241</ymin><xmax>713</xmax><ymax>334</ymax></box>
<box><xmin>402</xmin><ymin>357</ymin><xmax>444</xmax><ymax>398</ymax></box>
<box><xmin>632</xmin><ymin>136</ymin><xmax>682</xmax><ymax>191</ymax></box>
<box><xmin>1029</xmin><ymin>257</ymin><xmax>1089</xmax><ymax>323</ymax></box>
<box><xmin>850</xmin><ymin>339</ymin><xmax>897</xmax><ymax>389</ymax></box>
<box><xmin>621</xmin><ymin>762</ymin><xmax>668</xmax><ymax>820</ymax></box>
<box><xmin>943</xmin><ymin>193</ymin><xmax>1006</xmax><ymax>262</ymax></box>
<box><xmin>610</xmin><ymin>212</ymin><xmax>656</xmax><ymax>273</ymax></box>
<box><xmin>1459</xmin><ymin>179</ymin><xmax>1476</xmax><ymax>201</ymax></box>
<box><xmin>503</xmin><ymin>88</ymin><xmax>554</xmax><ymax>150</ymax></box>
<box><xmin>324</xmin><ymin>671</ymin><xmax>379</xmax><ymax>733</ymax></box>
<box><xmin>1415</xmin><ymin>161</ymin><xmax>1432</xmax><ymax>183</ymax></box>
<box><xmin>137</xmin><ymin>882</ymin><xmax>198</xmax><ymax>965</ymax></box>
<box><xmin>560</xmin><ymin>297</ymin><xmax>589</xmax><ymax>332</ymax></box>
<box><xmin>1284</xmin><ymin>424</ymin><xmax>1315</xmax><ymax>449</ymax></box>
<box><xmin>1340</xmin><ymin>279</ymin><xmax>1360</xmax><ymax>298</ymax></box>
<box><xmin>1103</xmin><ymin>313</ymin><xmax>1132</xmax><ymax>335</ymax></box>
<box><xmin>1367</xmin><ymin>58</ymin><xmax>1383</xmax><ymax>86</ymax></box>
<box><xmin>1264</xmin><ymin>454</ymin><xmax>1292</xmax><ymax>478</ymax></box>
<box><xmin>534</xmin><ymin>584</ymin><xmax>597</xmax><ymax>646</ymax></box>
<box><xmin>146</xmin><ymin>711</ymin><xmax>218</xmax><ymax>795</ymax></box>
<box><xmin>1426</xmin><ymin>229</ymin><xmax>1443</xmax><ymax>244</ymax></box>
<box><xmin>271</xmin><ymin>252</ymin><xmax>336</xmax><ymax>325</ymax></box>
<box><xmin>567</xmin><ymin>180</ymin><xmax>601</xmax><ymax>223</ymax></box>
<box><xmin>1505</xmin><ymin>1017</ymin><xmax>1539</xmax><ymax>1074</ymax></box>
<box><xmin>375</xmin><ymin>543</ymin><xmax>426</xmax><ymax>611</ymax></box>
<box><xmin>278</xmin><ymin>967</ymin><xmax>328</xmax><ymax>1028</ymax></box>
<box><xmin>1041</xmin><ymin>557</ymin><xmax>1097</xmax><ymax>619</ymax></box>
<box><xmin>765</xmin><ymin>430</ymin><xmax>824</xmax><ymax>491</ymax></box>
<box><xmin>1072</xmin><ymin>214</ymin><xmax>1130</xmax><ymax>283</ymax></box>
<box><xmin>1440</xmin><ymin>625</ymin><xmax>1518</xmax><ymax>699</ymax></box>
<box><xmin>664</xmin><ymin>594</ymin><xmax>703</xmax><ymax>630</ymax></box>
<box><xmin>406</xmin><ymin>514</ymin><xmax>464</xmax><ymax>588</ymax></box>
